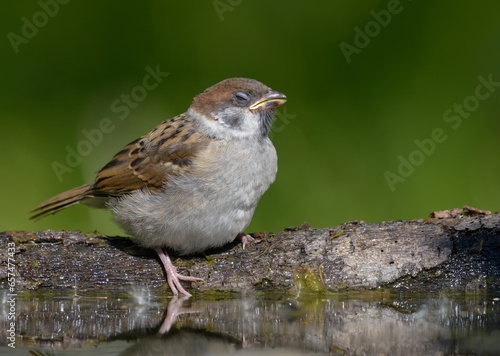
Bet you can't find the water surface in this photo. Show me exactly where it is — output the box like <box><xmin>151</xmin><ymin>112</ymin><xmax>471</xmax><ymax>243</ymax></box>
<box><xmin>1</xmin><ymin>289</ymin><xmax>499</xmax><ymax>355</ymax></box>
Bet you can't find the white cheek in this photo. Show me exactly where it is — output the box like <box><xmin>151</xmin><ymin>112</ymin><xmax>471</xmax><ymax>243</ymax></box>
<box><xmin>188</xmin><ymin>107</ymin><xmax>261</xmax><ymax>140</ymax></box>
<box><xmin>215</xmin><ymin>108</ymin><xmax>260</xmax><ymax>137</ymax></box>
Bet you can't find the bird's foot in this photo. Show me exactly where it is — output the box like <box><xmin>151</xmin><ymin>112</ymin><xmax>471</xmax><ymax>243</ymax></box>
<box><xmin>236</xmin><ymin>233</ymin><xmax>254</xmax><ymax>250</ymax></box>
<box><xmin>155</xmin><ymin>248</ymin><xmax>202</xmax><ymax>297</ymax></box>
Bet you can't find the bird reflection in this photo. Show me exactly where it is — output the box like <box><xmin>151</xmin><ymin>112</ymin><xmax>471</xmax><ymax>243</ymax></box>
<box><xmin>157</xmin><ymin>295</ymin><xmax>201</xmax><ymax>335</ymax></box>
<box><xmin>120</xmin><ymin>296</ymin><xmax>245</xmax><ymax>355</ymax></box>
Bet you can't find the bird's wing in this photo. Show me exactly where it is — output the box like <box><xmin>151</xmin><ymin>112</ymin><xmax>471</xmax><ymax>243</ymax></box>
<box><xmin>93</xmin><ymin>113</ymin><xmax>210</xmax><ymax>196</ymax></box>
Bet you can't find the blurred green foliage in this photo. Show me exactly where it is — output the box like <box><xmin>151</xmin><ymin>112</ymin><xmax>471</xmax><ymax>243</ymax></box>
<box><xmin>1</xmin><ymin>1</ymin><xmax>499</xmax><ymax>236</ymax></box>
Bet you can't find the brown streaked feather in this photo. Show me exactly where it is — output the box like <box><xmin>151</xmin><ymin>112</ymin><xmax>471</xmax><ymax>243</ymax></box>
<box><xmin>31</xmin><ymin>113</ymin><xmax>210</xmax><ymax>220</ymax></box>
<box><xmin>94</xmin><ymin>113</ymin><xmax>209</xmax><ymax>195</ymax></box>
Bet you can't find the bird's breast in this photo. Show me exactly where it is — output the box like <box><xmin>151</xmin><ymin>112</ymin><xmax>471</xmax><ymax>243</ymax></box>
<box><xmin>110</xmin><ymin>137</ymin><xmax>278</xmax><ymax>254</ymax></box>
<box><xmin>191</xmin><ymin>138</ymin><xmax>277</xmax><ymax>206</ymax></box>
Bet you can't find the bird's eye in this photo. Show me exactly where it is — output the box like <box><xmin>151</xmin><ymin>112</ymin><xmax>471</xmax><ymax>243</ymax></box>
<box><xmin>234</xmin><ymin>92</ymin><xmax>249</xmax><ymax>102</ymax></box>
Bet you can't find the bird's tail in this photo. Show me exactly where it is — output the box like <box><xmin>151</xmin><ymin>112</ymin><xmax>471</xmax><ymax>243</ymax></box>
<box><xmin>30</xmin><ymin>183</ymin><xmax>95</xmax><ymax>220</ymax></box>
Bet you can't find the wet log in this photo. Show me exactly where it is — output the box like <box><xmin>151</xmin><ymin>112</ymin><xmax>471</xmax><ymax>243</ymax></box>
<box><xmin>1</xmin><ymin>206</ymin><xmax>499</xmax><ymax>295</ymax></box>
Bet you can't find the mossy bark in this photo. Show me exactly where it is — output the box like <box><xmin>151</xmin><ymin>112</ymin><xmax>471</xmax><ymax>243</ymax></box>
<box><xmin>1</xmin><ymin>207</ymin><xmax>499</xmax><ymax>295</ymax></box>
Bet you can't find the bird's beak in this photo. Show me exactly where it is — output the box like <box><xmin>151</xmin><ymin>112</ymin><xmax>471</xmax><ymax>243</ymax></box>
<box><xmin>249</xmin><ymin>90</ymin><xmax>287</xmax><ymax>111</ymax></box>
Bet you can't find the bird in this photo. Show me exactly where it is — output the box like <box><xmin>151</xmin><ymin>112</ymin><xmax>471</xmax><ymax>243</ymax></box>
<box><xmin>31</xmin><ymin>78</ymin><xmax>287</xmax><ymax>296</ymax></box>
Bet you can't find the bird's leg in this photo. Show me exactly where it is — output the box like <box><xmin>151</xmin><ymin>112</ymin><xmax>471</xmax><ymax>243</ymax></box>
<box><xmin>236</xmin><ymin>233</ymin><xmax>254</xmax><ymax>250</ymax></box>
<box><xmin>155</xmin><ymin>247</ymin><xmax>202</xmax><ymax>297</ymax></box>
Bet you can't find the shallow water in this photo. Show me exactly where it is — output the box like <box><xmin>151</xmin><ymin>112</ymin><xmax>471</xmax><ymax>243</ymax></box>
<box><xmin>1</xmin><ymin>289</ymin><xmax>499</xmax><ymax>355</ymax></box>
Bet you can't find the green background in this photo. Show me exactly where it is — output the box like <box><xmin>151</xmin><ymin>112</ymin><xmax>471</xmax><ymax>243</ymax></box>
<box><xmin>1</xmin><ymin>1</ymin><xmax>499</xmax><ymax>236</ymax></box>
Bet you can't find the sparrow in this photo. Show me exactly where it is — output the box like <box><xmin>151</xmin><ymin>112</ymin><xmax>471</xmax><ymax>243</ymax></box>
<box><xmin>31</xmin><ymin>78</ymin><xmax>287</xmax><ymax>296</ymax></box>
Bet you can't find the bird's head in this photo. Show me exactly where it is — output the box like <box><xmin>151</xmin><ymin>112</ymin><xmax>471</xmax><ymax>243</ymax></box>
<box><xmin>189</xmin><ymin>78</ymin><xmax>287</xmax><ymax>140</ymax></box>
